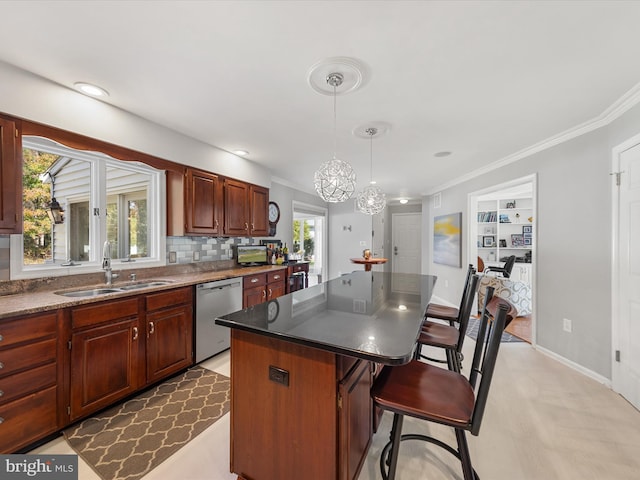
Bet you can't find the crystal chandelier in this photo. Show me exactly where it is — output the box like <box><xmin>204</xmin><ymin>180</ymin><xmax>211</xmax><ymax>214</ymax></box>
<box><xmin>356</xmin><ymin>127</ymin><xmax>386</xmax><ymax>215</ymax></box>
<box><xmin>314</xmin><ymin>73</ymin><xmax>356</xmax><ymax>203</ymax></box>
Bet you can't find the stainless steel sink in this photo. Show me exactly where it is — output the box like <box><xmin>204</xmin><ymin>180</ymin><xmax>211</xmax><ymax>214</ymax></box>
<box><xmin>55</xmin><ymin>280</ymin><xmax>173</xmax><ymax>297</ymax></box>
<box><xmin>58</xmin><ymin>288</ymin><xmax>122</xmax><ymax>297</ymax></box>
<box><xmin>118</xmin><ymin>281</ymin><xmax>173</xmax><ymax>290</ymax></box>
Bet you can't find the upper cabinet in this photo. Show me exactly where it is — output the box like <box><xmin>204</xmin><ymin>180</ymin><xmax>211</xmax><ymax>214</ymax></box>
<box><xmin>223</xmin><ymin>178</ymin><xmax>269</xmax><ymax>237</ymax></box>
<box><xmin>0</xmin><ymin>116</ymin><xmax>21</xmax><ymax>233</ymax></box>
<box><xmin>185</xmin><ymin>168</ymin><xmax>223</xmax><ymax>236</ymax></box>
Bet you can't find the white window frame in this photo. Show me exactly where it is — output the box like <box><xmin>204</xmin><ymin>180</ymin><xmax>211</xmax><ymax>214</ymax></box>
<box><xmin>11</xmin><ymin>138</ymin><xmax>166</xmax><ymax>280</ymax></box>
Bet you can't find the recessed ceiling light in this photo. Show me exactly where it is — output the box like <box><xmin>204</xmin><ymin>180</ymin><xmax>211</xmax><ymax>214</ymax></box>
<box><xmin>370</xmin><ymin>180</ymin><xmax>377</xmax><ymax>185</ymax></box>
<box><xmin>233</xmin><ymin>150</ymin><xmax>249</xmax><ymax>156</ymax></box>
<box><xmin>398</xmin><ymin>304</ymin><xmax>407</xmax><ymax>311</ymax></box>
<box><xmin>399</xmin><ymin>199</ymin><xmax>409</xmax><ymax>204</ymax></box>
<box><xmin>74</xmin><ymin>82</ymin><xmax>109</xmax><ymax>97</ymax></box>
<box><xmin>434</xmin><ymin>151</ymin><xmax>452</xmax><ymax>158</ymax></box>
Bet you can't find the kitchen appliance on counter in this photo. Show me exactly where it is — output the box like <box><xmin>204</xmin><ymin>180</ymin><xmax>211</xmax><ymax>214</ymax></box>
<box><xmin>195</xmin><ymin>278</ymin><xmax>243</xmax><ymax>362</ymax></box>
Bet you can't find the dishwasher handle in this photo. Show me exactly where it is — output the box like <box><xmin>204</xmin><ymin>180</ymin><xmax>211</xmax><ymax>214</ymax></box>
<box><xmin>198</xmin><ymin>281</ymin><xmax>242</xmax><ymax>292</ymax></box>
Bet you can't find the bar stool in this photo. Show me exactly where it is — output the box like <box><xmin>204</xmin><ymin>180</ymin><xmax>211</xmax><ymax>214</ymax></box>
<box><xmin>415</xmin><ymin>274</ymin><xmax>481</xmax><ymax>372</ymax></box>
<box><xmin>425</xmin><ymin>264</ymin><xmax>475</xmax><ymax>326</ymax></box>
<box><xmin>371</xmin><ymin>292</ymin><xmax>515</xmax><ymax>480</ymax></box>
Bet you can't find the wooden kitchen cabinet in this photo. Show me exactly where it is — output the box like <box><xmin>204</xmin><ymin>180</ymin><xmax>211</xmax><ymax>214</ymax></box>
<box><xmin>0</xmin><ymin>311</ymin><xmax>61</xmax><ymax>453</ymax></box>
<box><xmin>338</xmin><ymin>359</ymin><xmax>373</xmax><ymax>480</ymax></box>
<box><xmin>243</xmin><ymin>270</ymin><xmax>286</xmax><ymax>308</ymax></box>
<box><xmin>230</xmin><ymin>330</ymin><xmax>373</xmax><ymax>480</ymax></box>
<box><xmin>0</xmin><ymin>115</ymin><xmax>21</xmax><ymax>233</ymax></box>
<box><xmin>184</xmin><ymin>167</ymin><xmax>223</xmax><ymax>235</ymax></box>
<box><xmin>69</xmin><ymin>297</ymin><xmax>143</xmax><ymax>421</ymax></box>
<box><xmin>145</xmin><ymin>286</ymin><xmax>193</xmax><ymax>384</ymax></box>
<box><xmin>224</xmin><ymin>178</ymin><xmax>269</xmax><ymax>236</ymax></box>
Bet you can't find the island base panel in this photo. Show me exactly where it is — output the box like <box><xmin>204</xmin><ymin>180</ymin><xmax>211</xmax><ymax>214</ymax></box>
<box><xmin>230</xmin><ymin>329</ymin><xmax>338</xmax><ymax>480</ymax></box>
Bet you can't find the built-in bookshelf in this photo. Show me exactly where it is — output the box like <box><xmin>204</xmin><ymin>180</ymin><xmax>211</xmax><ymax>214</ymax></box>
<box><xmin>477</xmin><ymin>197</ymin><xmax>533</xmax><ymax>264</ymax></box>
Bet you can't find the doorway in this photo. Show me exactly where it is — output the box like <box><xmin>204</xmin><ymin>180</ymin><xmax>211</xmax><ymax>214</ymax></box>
<box><xmin>468</xmin><ymin>174</ymin><xmax>537</xmax><ymax>345</ymax></box>
<box><xmin>611</xmin><ymin>134</ymin><xmax>640</xmax><ymax>410</ymax></box>
<box><xmin>292</xmin><ymin>201</ymin><xmax>327</xmax><ymax>287</ymax></box>
<box><xmin>391</xmin><ymin>212</ymin><xmax>422</xmax><ymax>274</ymax></box>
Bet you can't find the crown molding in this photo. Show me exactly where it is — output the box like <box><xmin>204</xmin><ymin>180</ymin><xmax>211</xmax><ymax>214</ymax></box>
<box><xmin>425</xmin><ymin>80</ymin><xmax>640</xmax><ymax>196</ymax></box>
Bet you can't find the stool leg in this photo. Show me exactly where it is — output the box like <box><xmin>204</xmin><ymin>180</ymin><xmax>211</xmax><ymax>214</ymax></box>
<box><xmin>381</xmin><ymin>413</ymin><xmax>404</xmax><ymax>480</ymax></box>
<box><xmin>455</xmin><ymin>428</ymin><xmax>475</xmax><ymax>480</ymax></box>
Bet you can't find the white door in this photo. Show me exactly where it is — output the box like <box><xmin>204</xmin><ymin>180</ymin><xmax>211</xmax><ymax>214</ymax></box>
<box><xmin>391</xmin><ymin>213</ymin><xmax>421</xmax><ymax>274</ymax></box>
<box><xmin>613</xmin><ymin>140</ymin><xmax>640</xmax><ymax>409</ymax></box>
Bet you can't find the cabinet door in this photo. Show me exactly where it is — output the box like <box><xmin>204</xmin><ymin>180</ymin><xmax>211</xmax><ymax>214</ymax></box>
<box><xmin>70</xmin><ymin>318</ymin><xmax>142</xmax><ymax>421</ymax></box>
<box><xmin>267</xmin><ymin>280</ymin><xmax>286</xmax><ymax>300</ymax></box>
<box><xmin>0</xmin><ymin>116</ymin><xmax>20</xmax><ymax>233</ymax></box>
<box><xmin>243</xmin><ymin>286</ymin><xmax>266</xmax><ymax>308</ymax></box>
<box><xmin>185</xmin><ymin>168</ymin><xmax>222</xmax><ymax>235</ymax></box>
<box><xmin>338</xmin><ymin>360</ymin><xmax>373</xmax><ymax>480</ymax></box>
<box><xmin>249</xmin><ymin>185</ymin><xmax>269</xmax><ymax>236</ymax></box>
<box><xmin>224</xmin><ymin>178</ymin><xmax>250</xmax><ymax>236</ymax></box>
<box><xmin>146</xmin><ymin>304</ymin><xmax>193</xmax><ymax>384</ymax></box>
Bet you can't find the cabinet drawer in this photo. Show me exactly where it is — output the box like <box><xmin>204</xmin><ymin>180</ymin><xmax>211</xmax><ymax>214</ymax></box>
<box><xmin>146</xmin><ymin>286</ymin><xmax>192</xmax><ymax>312</ymax></box>
<box><xmin>0</xmin><ymin>386</ymin><xmax>58</xmax><ymax>453</ymax></box>
<box><xmin>0</xmin><ymin>363</ymin><xmax>56</xmax><ymax>405</ymax></box>
<box><xmin>267</xmin><ymin>271</ymin><xmax>285</xmax><ymax>284</ymax></box>
<box><xmin>244</xmin><ymin>273</ymin><xmax>266</xmax><ymax>288</ymax></box>
<box><xmin>289</xmin><ymin>263</ymin><xmax>308</xmax><ymax>274</ymax></box>
<box><xmin>72</xmin><ymin>297</ymin><xmax>139</xmax><ymax>329</ymax></box>
<box><xmin>0</xmin><ymin>338</ymin><xmax>56</xmax><ymax>377</ymax></box>
<box><xmin>0</xmin><ymin>312</ymin><xmax>57</xmax><ymax>348</ymax></box>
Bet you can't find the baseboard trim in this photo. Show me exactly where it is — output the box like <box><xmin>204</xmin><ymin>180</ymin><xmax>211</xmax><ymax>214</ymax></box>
<box><xmin>535</xmin><ymin>345</ymin><xmax>611</xmax><ymax>388</ymax></box>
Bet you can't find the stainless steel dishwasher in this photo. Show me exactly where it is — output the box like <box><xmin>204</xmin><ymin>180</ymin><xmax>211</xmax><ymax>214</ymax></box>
<box><xmin>195</xmin><ymin>278</ymin><xmax>243</xmax><ymax>362</ymax></box>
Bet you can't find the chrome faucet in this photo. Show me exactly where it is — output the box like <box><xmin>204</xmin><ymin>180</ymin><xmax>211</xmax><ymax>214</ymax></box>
<box><xmin>102</xmin><ymin>240</ymin><xmax>119</xmax><ymax>285</ymax></box>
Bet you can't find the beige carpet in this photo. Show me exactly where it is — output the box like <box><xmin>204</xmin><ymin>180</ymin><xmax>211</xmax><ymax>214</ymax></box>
<box><xmin>64</xmin><ymin>366</ymin><xmax>230</xmax><ymax>480</ymax></box>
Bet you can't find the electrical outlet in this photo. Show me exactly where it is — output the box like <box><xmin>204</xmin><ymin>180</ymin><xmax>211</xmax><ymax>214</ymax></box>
<box><xmin>563</xmin><ymin>318</ymin><xmax>572</xmax><ymax>333</ymax></box>
<box><xmin>444</xmin><ymin>279</ymin><xmax>449</xmax><ymax>288</ymax></box>
<box><xmin>169</xmin><ymin>251</ymin><xmax>177</xmax><ymax>263</ymax></box>
<box><xmin>360</xmin><ymin>241</ymin><xmax>367</xmax><ymax>246</ymax></box>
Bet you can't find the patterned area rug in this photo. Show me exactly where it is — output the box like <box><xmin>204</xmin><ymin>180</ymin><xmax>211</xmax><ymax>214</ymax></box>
<box><xmin>64</xmin><ymin>366</ymin><xmax>230</xmax><ymax>480</ymax></box>
<box><xmin>466</xmin><ymin>316</ymin><xmax>523</xmax><ymax>343</ymax></box>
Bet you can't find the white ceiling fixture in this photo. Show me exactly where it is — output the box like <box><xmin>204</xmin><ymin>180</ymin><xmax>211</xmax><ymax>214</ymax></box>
<box><xmin>356</xmin><ymin>127</ymin><xmax>386</xmax><ymax>215</ymax></box>
<box><xmin>73</xmin><ymin>82</ymin><xmax>109</xmax><ymax>97</ymax></box>
<box><xmin>399</xmin><ymin>199</ymin><xmax>409</xmax><ymax>204</ymax></box>
<box><xmin>313</xmin><ymin>72</ymin><xmax>357</xmax><ymax>203</ymax></box>
<box><xmin>233</xmin><ymin>150</ymin><xmax>249</xmax><ymax>156</ymax></box>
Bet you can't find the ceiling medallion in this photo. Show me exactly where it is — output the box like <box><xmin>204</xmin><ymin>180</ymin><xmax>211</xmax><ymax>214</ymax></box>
<box><xmin>356</xmin><ymin>127</ymin><xmax>386</xmax><ymax>215</ymax></box>
<box><xmin>313</xmin><ymin>72</ymin><xmax>357</xmax><ymax>203</ymax></box>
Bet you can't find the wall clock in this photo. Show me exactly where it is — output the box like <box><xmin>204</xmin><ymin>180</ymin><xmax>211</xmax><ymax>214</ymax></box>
<box><xmin>267</xmin><ymin>299</ymin><xmax>280</xmax><ymax>323</ymax></box>
<box><xmin>268</xmin><ymin>201</ymin><xmax>280</xmax><ymax>236</ymax></box>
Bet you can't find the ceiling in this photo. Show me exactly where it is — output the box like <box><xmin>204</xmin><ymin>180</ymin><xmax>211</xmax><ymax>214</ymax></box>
<box><xmin>2</xmin><ymin>1</ymin><xmax>640</xmax><ymax>204</ymax></box>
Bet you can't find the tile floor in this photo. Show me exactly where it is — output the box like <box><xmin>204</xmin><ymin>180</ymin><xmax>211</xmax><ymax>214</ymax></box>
<box><xmin>32</xmin><ymin>342</ymin><xmax>640</xmax><ymax>479</ymax></box>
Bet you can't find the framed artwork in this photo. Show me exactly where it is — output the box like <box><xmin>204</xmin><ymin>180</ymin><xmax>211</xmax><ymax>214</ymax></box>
<box><xmin>483</xmin><ymin>236</ymin><xmax>495</xmax><ymax>247</ymax></box>
<box><xmin>505</xmin><ymin>201</ymin><xmax>517</xmax><ymax>209</ymax></box>
<box><xmin>433</xmin><ymin>212</ymin><xmax>462</xmax><ymax>267</ymax></box>
<box><xmin>499</xmin><ymin>239</ymin><xmax>507</xmax><ymax>247</ymax></box>
<box><xmin>511</xmin><ymin>234</ymin><xmax>524</xmax><ymax>247</ymax></box>
<box><xmin>524</xmin><ymin>236</ymin><xmax>532</xmax><ymax>246</ymax></box>
<box><xmin>522</xmin><ymin>225</ymin><xmax>532</xmax><ymax>234</ymax></box>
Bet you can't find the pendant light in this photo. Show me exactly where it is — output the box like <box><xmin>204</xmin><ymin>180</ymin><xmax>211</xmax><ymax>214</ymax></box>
<box><xmin>313</xmin><ymin>73</ymin><xmax>356</xmax><ymax>203</ymax></box>
<box><xmin>356</xmin><ymin>127</ymin><xmax>386</xmax><ymax>215</ymax></box>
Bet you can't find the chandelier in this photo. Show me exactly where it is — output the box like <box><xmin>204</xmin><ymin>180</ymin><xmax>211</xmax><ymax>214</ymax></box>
<box><xmin>313</xmin><ymin>73</ymin><xmax>356</xmax><ymax>203</ymax></box>
<box><xmin>356</xmin><ymin>127</ymin><xmax>386</xmax><ymax>215</ymax></box>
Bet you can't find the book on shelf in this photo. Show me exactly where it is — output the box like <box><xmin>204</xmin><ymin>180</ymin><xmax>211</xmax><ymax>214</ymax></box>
<box><xmin>477</xmin><ymin>211</ymin><xmax>497</xmax><ymax>222</ymax></box>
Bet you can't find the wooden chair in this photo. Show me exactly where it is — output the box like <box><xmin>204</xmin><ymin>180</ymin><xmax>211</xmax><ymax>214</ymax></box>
<box><xmin>415</xmin><ymin>273</ymin><xmax>481</xmax><ymax>372</ymax></box>
<box><xmin>371</xmin><ymin>290</ymin><xmax>515</xmax><ymax>480</ymax></box>
<box><xmin>424</xmin><ymin>264</ymin><xmax>475</xmax><ymax>326</ymax></box>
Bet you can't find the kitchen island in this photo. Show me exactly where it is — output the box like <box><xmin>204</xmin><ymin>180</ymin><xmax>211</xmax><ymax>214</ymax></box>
<box><xmin>216</xmin><ymin>271</ymin><xmax>436</xmax><ymax>480</ymax></box>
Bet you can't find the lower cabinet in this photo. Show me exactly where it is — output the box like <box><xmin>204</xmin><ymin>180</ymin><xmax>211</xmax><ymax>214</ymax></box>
<box><xmin>230</xmin><ymin>330</ymin><xmax>373</xmax><ymax>480</ymax></box>
<box><xmin>69</xmin><ymin>298</ymin><xmax>143</xmax><ymax>421</ymax></box>
<box><xmin>69</xmin><ymin>287</ymin><xmax>194</xmax><ymax>422</ymax></box>
<box><xmin>145</xmin><ymin>287</ymin><xmax>193</xmax><ymax>384</ymax></box>
<box><xmin>0</xmin><ymin>311</ymin><xmax>61</xmax><ymax>453</ymax></box>
<box><xmin>243</xmin><ymin>270</ymin><xmax>286</xmax><ymax>308</ymax></box>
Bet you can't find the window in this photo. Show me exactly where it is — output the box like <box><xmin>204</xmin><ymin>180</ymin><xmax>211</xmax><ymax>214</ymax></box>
<box><xmin>12</xmin><ymin>136</ymin><xmax>165</xmax><ymax>278</ymax></box>
<box><xmin>292</xmin><ymin>201</ymin><xmax>328</xmax><ymax>286</ymax></box>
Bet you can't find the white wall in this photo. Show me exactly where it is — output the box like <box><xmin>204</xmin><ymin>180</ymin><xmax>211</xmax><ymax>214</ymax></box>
<box><xmin>0</xmin><ymin>60</ymin><xmax>271</xmax><ymax>187</ymax></box>
<box><xmin>328</xmin><ymin>200</ymin><xmax>373</xmax><ymax>279</ymax></box>
<box><xmin>424</xmin><ymin>101</ymin><xmax>640</xmax><ymax>380</ymax></box>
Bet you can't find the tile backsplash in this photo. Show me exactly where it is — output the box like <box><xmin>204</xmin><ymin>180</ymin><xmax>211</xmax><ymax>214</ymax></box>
<box><xmin>166</xmin><ymin>236</ymin><xmax>251</xmax><ymax>264</ymax></box>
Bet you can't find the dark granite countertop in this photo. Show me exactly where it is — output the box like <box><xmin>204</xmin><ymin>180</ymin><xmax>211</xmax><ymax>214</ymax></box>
<box><xmin>216</xmin><ymin>271</ymin><xmax>437</xmax><ymax>365</ymax></box>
